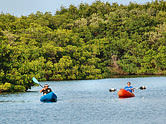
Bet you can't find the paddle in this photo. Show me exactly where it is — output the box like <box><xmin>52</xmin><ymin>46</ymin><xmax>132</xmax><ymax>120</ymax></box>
<box><xmin>109</xmin><ymin>86</ymin><xmax>146</xmax><ymax>92</ymax></box>
<box><xmin>32</xmin><ymin>77</ymin><xmax>44</xmax><ymax>88</ymax></box>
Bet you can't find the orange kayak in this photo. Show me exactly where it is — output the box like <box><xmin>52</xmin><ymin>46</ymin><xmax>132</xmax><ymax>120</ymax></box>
<box><xmin>118</xmin><ymin>89</ymin><xmax>135</xmax><ymax>98</ymax></box>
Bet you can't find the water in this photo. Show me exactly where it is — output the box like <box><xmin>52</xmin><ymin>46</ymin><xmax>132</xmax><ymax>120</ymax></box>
<box><xmin>0</xmin><ymin>77</ymin><xmax>166</xmax><ymax>124</ymax></box>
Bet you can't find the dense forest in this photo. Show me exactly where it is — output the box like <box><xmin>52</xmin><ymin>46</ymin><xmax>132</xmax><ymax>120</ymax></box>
<box><xmin>1</xmin><ymin>0</ymin><xmax>166</xmax><ymax>92</ymax></box>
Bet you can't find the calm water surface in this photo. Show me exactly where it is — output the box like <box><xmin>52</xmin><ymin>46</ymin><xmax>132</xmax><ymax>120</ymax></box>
<box><xmin>0</xmin><ymin>77</ymin><xmax>166</xmax><ymax>124</ymax></box>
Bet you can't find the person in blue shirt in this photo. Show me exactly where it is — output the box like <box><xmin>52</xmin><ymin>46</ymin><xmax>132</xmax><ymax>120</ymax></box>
<box><xmin>124</xmin><ymin>82</ymin><xmax>134</xmax><ymax>93</ymax></box>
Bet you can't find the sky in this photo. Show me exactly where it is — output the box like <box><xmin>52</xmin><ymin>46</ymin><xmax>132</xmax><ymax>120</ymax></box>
<box><xmin>0</xmin><ymin>0</ymin><xmax>153</xmax><ymax>17</ymax></box>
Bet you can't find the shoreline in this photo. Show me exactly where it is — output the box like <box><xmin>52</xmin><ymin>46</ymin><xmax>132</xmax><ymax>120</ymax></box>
<box><xmin>1</xmin><ymin>74</ymin><xmax>165</xmax><ymax>93</ymax></box>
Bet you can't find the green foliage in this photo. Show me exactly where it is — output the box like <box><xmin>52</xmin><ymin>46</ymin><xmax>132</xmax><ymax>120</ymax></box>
<box><xmin>1</xmin><ymin>0</ymin><xmax>166</xmax><ymax>92</ymax></box>
<box><xmin>13</xmin><ymin>85</ymin><xmax>26</xmax><ymax>92</ymax></box>
<box><xmin>0</xmin><ymin>82</ymin><xmax>12</xmax><ymax>91</ymax></box>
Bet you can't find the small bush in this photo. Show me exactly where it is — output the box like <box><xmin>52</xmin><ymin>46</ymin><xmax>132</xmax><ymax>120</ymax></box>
<box><xmin>14</xmin><ymin>85</ymin><xmax>26</xmax><ymax>92</ymax></box>
<box><xmin>0</xmin><ymin>83</ymin><xmax>12</xmax><ymax>91</ymax></box>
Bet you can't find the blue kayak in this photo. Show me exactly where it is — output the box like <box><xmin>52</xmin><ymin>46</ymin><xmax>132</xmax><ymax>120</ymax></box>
<box><xmin>40</xmin><ymin>92</ymin><xmax>57</xmax><ymax>102</ymax></box>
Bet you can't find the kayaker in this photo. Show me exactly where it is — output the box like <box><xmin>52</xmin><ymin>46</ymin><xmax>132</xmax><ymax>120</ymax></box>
<box><xmin>124</xmin><ymin>82</ymin><xmax>134</xmax><ymax>93</ymax></box>
<box><xmin>40</xmin><ymin>84</ymin><xmax>52</xmax><ymax>95</ymax></box>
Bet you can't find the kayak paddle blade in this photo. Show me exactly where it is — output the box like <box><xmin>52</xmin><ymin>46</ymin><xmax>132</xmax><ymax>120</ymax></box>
<box><xmin>139</xmin><ymin>86</ymin><xmax>146</xmax><ymax>90</ymax></box>
<box><xmin>32</xmin><ymin>77</ymin><xmax>43</xmax><ymax>88</ymax></box>
<box><xmin>109</xmin><ymin>88</ymin><xmax>116</xmax><ymax>92</ymax></box>
<box><xmin>32</xmin><ymin>77</ymin><xmax>39</xmax><ymax>84</ymax></box>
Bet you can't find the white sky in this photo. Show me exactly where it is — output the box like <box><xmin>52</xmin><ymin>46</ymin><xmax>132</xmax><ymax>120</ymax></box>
<box><xmin>0</xmin><ymin>0</ymin><xmax>153</xmax><ymax>17</ymax></box>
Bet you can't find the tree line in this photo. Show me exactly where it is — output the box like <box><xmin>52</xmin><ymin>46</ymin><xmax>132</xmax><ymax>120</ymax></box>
<box><xmin>0</xmin><ymin>0</ymin><xmax>166</xmax><ymax>92</ymax></box>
